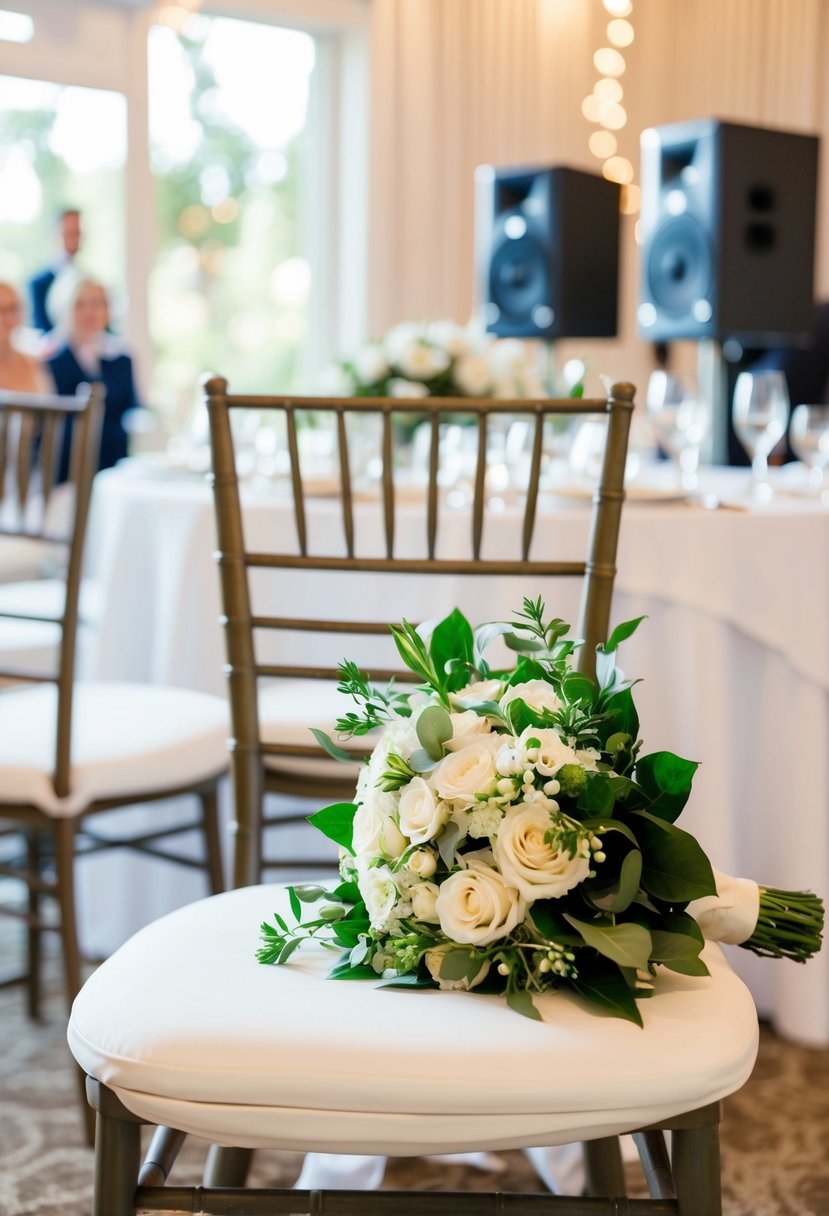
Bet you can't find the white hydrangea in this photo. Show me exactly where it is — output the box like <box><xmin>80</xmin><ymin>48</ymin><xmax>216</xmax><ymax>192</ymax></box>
<box><xmin>467</xmin><ymin>801</ymin><xmax>505</xmax><ymax>840</ymax></box>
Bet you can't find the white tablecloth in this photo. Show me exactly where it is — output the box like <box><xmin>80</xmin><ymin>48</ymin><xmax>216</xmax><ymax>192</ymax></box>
<box><xmin>77</xmin><ymin>463</ymin><xmax>829</xmax><ymax>1046</ymax></box>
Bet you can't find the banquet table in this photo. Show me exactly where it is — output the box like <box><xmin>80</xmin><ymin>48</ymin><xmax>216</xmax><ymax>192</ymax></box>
<box><xmin>75</xmin><ymin>458</ymin><xmax>829</xmax><ymax>1047</ymax></box>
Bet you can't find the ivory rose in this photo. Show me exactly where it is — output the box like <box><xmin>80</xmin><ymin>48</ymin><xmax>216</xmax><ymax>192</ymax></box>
<box><xmin>451</xmin><ymin>678</ymin><xmax>505</xmax><ymax>707</ymax></box>
<box><xmin>430</xmin><ymin>733</ymin><xmax>501</xmax><ymax>808</ymax></box>
<box><xmin>411</xmin><ymin>881</ymin><xmax>441</xmax><ymax>922</ymax></box>
<box><xmin>445</xmin><ymin>709</ymin><xmax>493</xmax><ymax>752</ymax></box>
<box><xmin>352</xmin><ymin>798</ymin><xmax>408</xmax><ymax>860</ymax></box>
<box><xmin>425</xmin><ymin>944</ymin><xmax>491</xmax><ymax>991</ymax></box>
<box><xmin>520</xmin><ymin>726</ymin><xmax>579</xmax><ymax>777</ymax></box>
<box><xmin>501</xmin><ymin>679</ymin><xmax>562</xmax><ymax>717</ymax></box>
<box><xmin>398</xmin><ymin>777</ymin><xmax>449</xmax><ymax>844</ymax></box>
<box><xmin>494</xmin><ymin>802</ymin><xmax>590</xmax><ymax>900</ymax></box>
<box><xmin>435</xmin><ymin>854</ymin><xmax>525</xmax><ymax>945</ymax></box>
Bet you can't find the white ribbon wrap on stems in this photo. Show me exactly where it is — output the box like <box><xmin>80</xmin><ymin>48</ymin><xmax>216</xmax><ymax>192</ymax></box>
<box><xmin>687</xmin><ymin>868</ymin><xmax>761</xmax><ymax>945</ymax></box>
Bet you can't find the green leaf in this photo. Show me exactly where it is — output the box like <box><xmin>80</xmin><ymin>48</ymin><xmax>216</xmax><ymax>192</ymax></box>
<box><xmin>310</xmin><ymin>728</ymin><xmax>361</xmax><ymax>764</ymax></box>
<box><xmin>288</xmin><ymin>886</ymin><xmax>301</xmax><ymax>921</ymax></box>
<box><xmin>576</xmin><ymin>773</ymin><xmax>618</xmax><ymax>817</ymax></box>
<box><xmin>602</xmin><ymin>686</ymin><xmax>640</xmax><ymax>745</ymax></box>
<box><xmin>429</xmin><ymin>609</ymin><xmax>474</xmax><ymax>692</ymax></box>
<box><xmin>473</xmin><ymin>621</ymin><xmax>514</xmax><ymax>667</ymax></box>
<box><xmin>389</xmin><ymin>620</ymin><xmax>439</xmax><ymax>690</ymax></box>
<box><xmin>629</xmin><ymin>811</ymin><xmax>716</xmax><ymax>903</ymax></box>
<box><xmin>416</xmin><ymin>704</ymin><xmax>453</xmax><ymax>761</ymax></box>
<box><xmin>506</xmin><ymin>989</ymin><xmax>543</xmax><ymax>1021</ymax></box>
<box><xmin>378</xmin><ymin>972</ymin><xmax>434</xmax><ymax>989</ymax></box>
<box><xmin>561</xmin><ymin>671</ymin><xmax>597</xmax><ymax>708</ymax></box>
<box><xmin>580</xmin><ymin>818</ymin><xmax>638</xmax><ymax>846</ymax></box>
<box><xmin>277</xmin><ymin>936</ymin><xmax>303</xmax><ymax>965</ymax></box>
<box><xmin>649</xmin><ymin>929</ymin><xmax>706</xmax><ymax>964</ymax></box>
<box><xmin>331</xmin><ymin>917</ymin><xmax>371</xmax><ymax>948</ymax></box>
<box><xmin>408</xmin><ymin>747</ymin><xmax>442</xmax><ymax>773</ymax></box>
<box><xmin>349</xmin><ymin>938</ymin><xmax>369</xmax><ymax>966</ymax></box>
<box><xmin>331</xmin><ymin>880</ymin><xmax>361</xmax><ymax>904</ymax></box>
<box><xmin>590</xmin><ymin>848</ymin><xmax>642</xmax><ymax>914</ymax></box>
<box><xmin>635</xmin><ymin>752</ymin><xmax>699</xmax><ymax>822</ymax></box>
<box><xmin>660</xmin><ymin>956</ymin><xmax>711</xmax><ymax>977</ymax></box>
<box><xmin>327</xmin><ymin>959</ymin><xmax>378</xmax><ymax>981</ymax></box>
<box><xmin>601</xmin><ymin>616</ymin><xmax>647</xmax><ymax>654</ymax></box>
<box><xmin>564</xmin><ymin>914</ymin><xmax>652</xmax><ymax>971</ymax></box>
<box><xmin>439</xmin><ymin>948</ymin><xmax>485</xmax><ymax>983</ymax></box>
<box><xmin>437</xmin><ymin>820</ymin><xmax>460</xmax><ymax>870</ymax></box>
<box><xmin>569</xmin><ymin>967</ymin><xmax>644</xmax><ymax>1026</ymax></box>
<box><xmin>307</xmin><ymin>801</ymin><xmax>357</xmax><ymax>856</ymax></box>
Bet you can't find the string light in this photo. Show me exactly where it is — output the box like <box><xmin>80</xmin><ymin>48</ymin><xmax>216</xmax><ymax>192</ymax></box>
<box><xmin>583</xmin><ymin>1</ymin><xmax>639</xmax><ymax>214</ymax></box>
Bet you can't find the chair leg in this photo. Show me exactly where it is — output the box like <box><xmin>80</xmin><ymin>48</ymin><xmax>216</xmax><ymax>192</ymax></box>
<box><xmin>53</xmin><ymin>817</ymin><xmax>94</xmax><ymax>1145</ymax></box>
<box><xmin>25</xmin><ymin>829</ymin><xmax>42</xmax><ymax>1020</ymax></box>
<box><xmin>583</xmin><ymin>1136</ymin><xmax>625</xmax><ymax>1197</ymax></box>
<box><xmin>203</xmin><ymin>1145</ymin><xmax>254</xmax><ymax>1186</ymax></box>
<box><xmin>672</xmin><ymin>1123</ymin><xmax>722</xmax><ymax>1216</ymax></box>
<box><xmin>199</xmin><ymin>785</ymin><xmax>225</xmax><ymax>894</ymax></box>
<box><xmin>93</xmin><ymin>1107</ymin><xmax>142</xmax><ymax>1216</ymax></box>
<box><xmin>139</xmin><ymin>1126</ymin><xmax>188</xmax><ymax>1185</ymax></box>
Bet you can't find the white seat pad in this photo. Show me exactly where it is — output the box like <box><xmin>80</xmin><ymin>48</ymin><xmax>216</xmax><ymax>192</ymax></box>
<box><xmin>0</xmin><ymin>681</ymin><xmax>229</xmax><ymax>816</ymax></box>
<box><xmin>68</xmin><ymin>884</ymin><xmax>759</xmax><ymax>1155</ymax></box>
<box><xmin>259</xmin><ymin>679</ymin><xmax>370</xmax><ymax>782</ymax></box>
<box><xmin>0</xmin><ymin>576</ymin><xmax>102</xmax><ymax>623</ymax></box>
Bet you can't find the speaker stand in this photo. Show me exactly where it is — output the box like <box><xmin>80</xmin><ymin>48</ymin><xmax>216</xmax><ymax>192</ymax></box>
<box><xmin>696</xmin><ymin>340</ymin><xmax>729</xmax><ymax>466</ymax></box>
<box><xmin>540</xmin><ymin>340</ymin><xmax>559</xmax><ymax>396</ymax></box>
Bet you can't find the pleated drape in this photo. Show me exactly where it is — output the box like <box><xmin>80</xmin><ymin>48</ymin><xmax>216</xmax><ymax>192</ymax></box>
<box><xmin>367</xmin><ymin>0</ymin><xmax>829</xmax><ymax>386</ymax></box>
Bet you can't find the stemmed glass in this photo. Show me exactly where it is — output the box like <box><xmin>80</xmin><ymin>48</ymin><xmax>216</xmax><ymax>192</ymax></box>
<box><xmin>646</xmin><ymin>371</ymin><xmax>708</xmax><ymax>489</ymax></box>
<box><xmin>789</xmin><ymin>404</ymin><xmax>829</xmax><ymax>497</ymax></box>
<box><xmin>732</xmin><ymin>370</ymin><xmax>789</xmax><ymax>500</ymax></box>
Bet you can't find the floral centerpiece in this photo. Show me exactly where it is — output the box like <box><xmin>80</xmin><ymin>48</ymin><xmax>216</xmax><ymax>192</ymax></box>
<box><xmin>321</xmin><ymin>319</ymin><xmax>552</xmax><ymax>402</ymax></box>
<box><xmin>259</xmin><ymin>601</ymin><xmax>823</xmax><ymax>1023</ymax></box>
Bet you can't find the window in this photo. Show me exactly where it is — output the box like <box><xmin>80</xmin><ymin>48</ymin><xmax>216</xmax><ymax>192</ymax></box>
<box><xmin>148</xmin><ymin>12</ymin><xmax>318</xmax><ymax>428</ymax></box>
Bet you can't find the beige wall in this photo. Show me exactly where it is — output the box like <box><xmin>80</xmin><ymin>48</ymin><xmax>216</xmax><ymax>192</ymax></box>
<box><xmin>367</xmin><ymin>0</ymin><xmax>829</xmax><ymax>395</ymax></box>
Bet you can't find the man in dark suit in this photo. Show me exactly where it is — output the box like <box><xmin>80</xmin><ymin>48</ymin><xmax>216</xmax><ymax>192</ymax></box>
<box><xmin>28</xmin><ymin>207</ymin><xmax>83</xmax><ymax>333</ymax></box>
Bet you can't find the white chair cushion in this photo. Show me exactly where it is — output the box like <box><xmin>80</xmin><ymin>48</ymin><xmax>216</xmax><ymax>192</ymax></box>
<box><xmin>259</xmin><ymin>679</ymin><xmax>370</xmax><ymax>783</ymax></box>
<box><xmin>0</xmin><ymin>617</ymin><xmax>60</xmax><ymax>673</ymax></box>
<box><xmin>67</xmin><ymin>883</ymin><xmax>759</xmax><ymax>1155</ymax></box>
<box><xmin>0</xmin><ymin>576</ymin><xmax>102</xmax><ymax>623</ymax></box>
<box><xmin>0</xmin><ymin>681</ymin><xmax>229</xmax><ymax>816</ymax></box>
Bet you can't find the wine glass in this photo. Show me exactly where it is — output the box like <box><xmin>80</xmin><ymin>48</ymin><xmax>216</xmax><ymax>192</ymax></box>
<box><xmin>789</xmin><ymin>404</ymin><xmax>829</xmax><ymax>496</ymax></box>
<box><xmin>732</xmin><ymin>370</ymin><xmax>789</xmax><ymax>500</ymax></box>
<box><xmin>646</xmin><ymin>371</ymin><xmax>708</xmax><ymax>489</ymax></box>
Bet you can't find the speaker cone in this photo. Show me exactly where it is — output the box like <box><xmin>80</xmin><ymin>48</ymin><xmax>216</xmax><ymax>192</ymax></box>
<box><xmin>489</xmin><ymin>230</ymin><xmax>550</xmax><ymax>322</ymax></box>
<box><xmin>645</xmin><ymin>214</ymin><xmax>713</xmax><ymax>316</ymax></box>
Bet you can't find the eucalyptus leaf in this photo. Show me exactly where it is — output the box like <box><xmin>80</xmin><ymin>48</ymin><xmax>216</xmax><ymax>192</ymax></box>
<box><xmin>276</xmin><ymin>937</ymin><xmax>303</xmax><ymax>965</ymax></box>
<box><xmin>408</xmin><ymin>747</ymin><xmax>442</xmax><ymax>774</ymax></box>
<box><xmin>307</xmin><ymin>802</ymin><xmax>358</xmax><ymax>855</ymax></box>
<box><xmin>310</xmin><ymin>728</ymin><xmax>360</xmax><ymax>764</ymax></box>
<box><xmin>293</xmin><ymin>884</ymin><xmax>327</xmax><ymax>903</ymax></box>
<box><xmin>416</xmin><ymin>704</ymin><xmax>453</xmax><ymax>760</ymax></box>
<box><xmin>506</xmin><ymin>989</ymin><xmax>543</xmax><ymax>1021</ymax></box>
<box><xmin>565</xmin><ymin>914</ymin><xmax>653</xmax><ymax>971</ymax></box>
<box><xmin>437</xmin><ymin>820</ymin><xmax>460</xmax><ymax>870</ymax></box>
<box><xmin>439</xmin><ymin>948</ymin><xmax>485</xmax><ymax>982</ymax></box>
<box><xmin>349</xmin><ymin>938</ymin><xmax>369</xmax><ymax>966</ymax></box>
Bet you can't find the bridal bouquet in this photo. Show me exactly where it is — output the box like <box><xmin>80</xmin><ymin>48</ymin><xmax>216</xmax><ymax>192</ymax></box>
<box><xmin>258</xmin><ymin>601</ymin><xmax>823</xmax><ymax>1023</ymax></box>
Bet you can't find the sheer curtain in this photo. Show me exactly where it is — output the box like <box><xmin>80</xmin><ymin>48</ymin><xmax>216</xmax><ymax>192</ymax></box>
<box><xmin>367</xmin><ymin>0</ymin><xmax>829</xmax><ymax>382</ymax></box>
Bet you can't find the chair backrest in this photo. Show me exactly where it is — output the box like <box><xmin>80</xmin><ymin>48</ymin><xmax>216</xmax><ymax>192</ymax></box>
<box><xmin>0</xmin><ymin>384</ymin><xmax>103</xmax><ymax>798</ymax></box>
<box><xmin>206</xmin><ymin>378</ymin><xmax>635</xmax><ymax>885</ymax></box>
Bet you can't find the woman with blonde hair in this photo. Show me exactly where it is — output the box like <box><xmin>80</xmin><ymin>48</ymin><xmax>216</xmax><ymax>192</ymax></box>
<box><xmin>0</xmin><ymin>281</ymin><xmax>50</xmax><ymax>393</ymax></box>
<box><xmin>48</xmin><ymin>275</ymin><xmax>141</xmax><ymax>472</ymax></box>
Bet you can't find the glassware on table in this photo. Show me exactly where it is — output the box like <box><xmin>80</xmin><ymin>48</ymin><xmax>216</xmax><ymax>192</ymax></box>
<box><xmin>789</xmin><ymin>404</ymin><xmax>829</xmax><ymax>496</ymax></box>
<box><xmin>732</xmin><ymin>370</ymin><xmax>789</xmax><ymax>500</ymax></box>
<box><xmin>645</xmin><ymin>371</ymin><xmax>708</xmax><ymax>489</ymax></box>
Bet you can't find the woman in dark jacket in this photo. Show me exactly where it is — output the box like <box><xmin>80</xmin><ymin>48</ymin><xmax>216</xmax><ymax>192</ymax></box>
<box><xmin>48</xmin><ymin>276</ymin><xmax>141</xmax><ymax>473</ymax></box>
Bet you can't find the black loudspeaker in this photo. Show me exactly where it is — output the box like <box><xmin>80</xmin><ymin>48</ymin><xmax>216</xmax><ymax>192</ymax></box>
<box><xmin>637</xmin><ymin>118</ymin><xmax>819</xmax><ymax>343</ymax></box>
<box><xmin>475</xmin><ymin>165</ymin><xmax>620</xmax><ymax>339</ymax></box>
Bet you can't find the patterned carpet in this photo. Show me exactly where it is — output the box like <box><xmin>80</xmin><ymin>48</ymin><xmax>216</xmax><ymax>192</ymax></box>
<box><xmin>2</xmin><ymin>925</ymin><xmax>829</xmax><ymax>1215</ymax></box>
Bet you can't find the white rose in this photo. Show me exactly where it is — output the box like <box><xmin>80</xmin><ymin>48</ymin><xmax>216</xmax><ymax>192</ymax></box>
<box><xmin>521</xmin><ymin>726</ymin><xmax>579</xmax><ymax>777</ymax></box>
<box><xmin>494</xmin><ymin>803</ymin><xmax>590</xmax><ymax>901</ymax></box>
<box><xmin>398</xmin><ymin>776</ymin><xmax>449</xmax><ymax>844</ymax></box>
<box><xmin>451</xmin><ymin>679</ymin><xmax>505</xmax><ymax>707</ymax></box>
<box><xmin>388</xmin><ymin>377</ymin><xmax>429</xmax><ymax>399</ymax></box>
<box><xmin>435</xmin><ymin>854</ymin><xmax>525</xmax><ymax>946</ymax></box>
<box><xmin>359</xmin><ymin>863</ymin><xmax>399</xmax><ymax>931</ymax></box>
<box><xmin>383</xmin><ymin>320</ymin><xmax>424</xmax><ymax>362</ymax></box>
<box><xmin>452</xmin><ymin>352</ymin><xmax>492</xmax><ymax>396</ymax></box>
<box><xmin>411</xmin><ymin>881</ymin><xmax>441</xmax><ymax>923</ymax></box>
<box><xmin>396</xmin><ymin>340</ymin><xmax>450</xmax><ymax>381</ymax></box>
<box><xmin>501</xmin><ymin>679</ymin><xmax>562</xmax><ymax>717</ymax></box>
<box><xmin>352</xmin><ymin>343</ymin><xmax>389</xmax><ymax>386</ymax></box>
<box><xmin>426</xmin><ymin>320</ymin><xmax>468</xmax><ymax>357</ymax></box>
<box><xmin>445</xmin><ymin>709</ymin><xmax>493</xmax><ymax>752</ymax></box>
<box><xmin>408</xmin><ymin>848</ymin><xmax>438</xmax><ymax>878</ymax></box>
<box><xmin>487</xmin><ymin>338</ymin><xmax>528</xmax><ymax>376</ymax></box>
<box><xmin>352</xmin><ymin>798</ymin><xmax>407</xmax><ymax>860</ymax></box>
<box><xmin>425</xmin><ymin>944</ymin><xmax>491</xmax><ymax>991</ymax></box>
<box><xmin>430</xmin><ymin>733</ymin><xmax>501</xmax><ymax>808</ymax></box>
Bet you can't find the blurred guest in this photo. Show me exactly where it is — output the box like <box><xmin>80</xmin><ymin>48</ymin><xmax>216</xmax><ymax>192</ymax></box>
<box><xmin>0</xmin><ymin>281</ymin><xmax>50</xmax><ymax>393</ymax></box>
<box><xmin>28</xmin><ymin>206</ymin><xmax>83</xmax><ymax>335</ymax></box>
<box><xmin>48</xmin><ymin>276</ymin><xmax>141</xmax><ymax>473</ymax></box>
